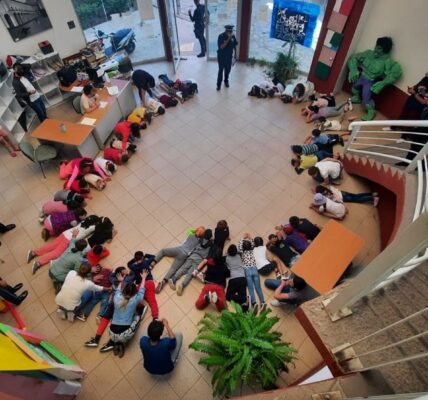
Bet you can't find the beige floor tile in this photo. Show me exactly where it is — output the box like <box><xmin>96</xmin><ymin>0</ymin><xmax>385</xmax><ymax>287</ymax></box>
<box><xmin>127</xmin><ymin>362</ymin><xmax>158</xmax><ymax>398</ymax></box>
<box><xmin>0</xmin><ymin>60</ymin><xmax>384</xmax><ymax>400</ymax></box>
<box><xmin>73</xmin><ymin>346</ymin><xmax>107</xmax><ymax>374</ymax></box>
<box><xmin>181</xmin><ymin>376</ymin><xmax>213</xmax><ymax>400</ymax></box>
<box><xmin>88</xmin><ymin>356</ymin><xmax>124</xmax><ymax>397</ymax></box>
<box><xmin>143</xmin><ymin>380</ymin><xmax>180</xmax><ymax>400</ymax></box>
<box><xmin>167</xmin><ymin>355</ymin><xmax>201</xmax><ymax>398</ymax></box>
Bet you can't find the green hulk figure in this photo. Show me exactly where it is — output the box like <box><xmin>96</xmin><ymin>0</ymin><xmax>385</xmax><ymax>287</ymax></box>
<box><xmin>347</xmin><ymin>37</ymin><xmax>402</xmax><ymax>120</ymax></box>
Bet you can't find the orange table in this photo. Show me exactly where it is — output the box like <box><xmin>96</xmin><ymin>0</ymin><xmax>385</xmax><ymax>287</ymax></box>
<box><xmin>291</xmin><ymin>220</ymin><xmax>364</xmax><ymax>294</ymax></box>
<box><xmin>31</xmin><ymin>118</ymin><xmax>99</xmax><ymax>158</ymax></box>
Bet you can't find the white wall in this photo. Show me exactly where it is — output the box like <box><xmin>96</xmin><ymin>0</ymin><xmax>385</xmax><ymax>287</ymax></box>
<box><xmin>350</xmin><ymin>0</ymin><xmax>427</xmax><ymax>92</ymax></box>
<box><xmin>0</xmin><ymin>0</ymin><xmax>86</xmax><ymax>60</ymax></box>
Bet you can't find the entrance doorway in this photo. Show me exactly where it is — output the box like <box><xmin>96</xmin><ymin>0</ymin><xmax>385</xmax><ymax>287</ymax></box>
<box><xmin>249</xmin><ymin>0</ymin><xmax>328</xmax><ymax>74</ymax></box>
<box><xmin>172</xmin><ymin>0</ymin><xmax>240</xmax><ymax>61</ymax></box>
<box><xmin>72</xmin><ymin>0</ymin><xmax>165</xmax><ymax>64</ymax></box>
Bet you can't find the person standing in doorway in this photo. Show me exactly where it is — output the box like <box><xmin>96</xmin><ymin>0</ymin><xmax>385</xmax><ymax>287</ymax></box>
<box><xmin>12</xmin><ymin>64</ymin><xmax>47</xmax><ymax>122</ymax></box>
<box><xmin>216</xmin><ymin>25</ymin><xmax>238</xmax><ymax>91</ymax></box>
<box><xmin>189</xmin><ymin>0</ymin><xmax>206</xmax><ymax>58</ymax></box>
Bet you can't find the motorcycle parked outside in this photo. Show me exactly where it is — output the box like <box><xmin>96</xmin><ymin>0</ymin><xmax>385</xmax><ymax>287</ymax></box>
<box><xmin>94</xmin><ymin>28</ymin><xmax>136</xmax><ymax>56</ymax></box>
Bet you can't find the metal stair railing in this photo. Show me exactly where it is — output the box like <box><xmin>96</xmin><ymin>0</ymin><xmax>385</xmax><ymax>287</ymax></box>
<box><xmin>344</xmin><ymin>120</ymin><xmax>428</xmax><ymax>290</ymax></box>
<box><xmin>332</xmin><ymin>308</ymin><xmax>428</xmax><ymax>373</ymax></box>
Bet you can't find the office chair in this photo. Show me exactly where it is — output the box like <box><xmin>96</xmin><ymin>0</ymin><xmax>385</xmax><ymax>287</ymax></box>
<box><xmin>72</xmin><ymin>95</ymin><xmax>82</xmax><ymax>114</ymax></box>
<box><xmin>19</xmin><ymin>139</ymin><xmax>58</xmax><ymax>178</ymax></box>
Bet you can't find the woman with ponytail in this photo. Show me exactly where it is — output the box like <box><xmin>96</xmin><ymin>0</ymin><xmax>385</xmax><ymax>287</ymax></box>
<box><xmin>100</xmin><ymin>270</ymin><xmax>148</xmax><ymax>357</ymax></box>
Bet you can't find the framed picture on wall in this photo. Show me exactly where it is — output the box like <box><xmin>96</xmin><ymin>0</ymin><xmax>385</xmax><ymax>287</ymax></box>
<box><xmin>0</xmin><ymin>0</ymin><xmax>52</xmax><ymax>42</ymax></box>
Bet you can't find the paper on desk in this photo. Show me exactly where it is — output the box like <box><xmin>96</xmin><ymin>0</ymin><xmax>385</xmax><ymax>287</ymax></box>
<box><xmin>80</xmin><ymin>117</ymin><xmax>97</xmax><ymax>126</ymax></box>
<box><xmin>71</xmin><ymin>86</ymin><xmax>83</xmax><ymax>93</ymax></box>
<box><xmin>107</xmin><ymin>86</ymin><xmax>119</xmax><ymax>96</ymax></box>
<box><xmin>99</xmin><ymin>101</ymin><xmax>108</xmax><ymax>108</ymax></box>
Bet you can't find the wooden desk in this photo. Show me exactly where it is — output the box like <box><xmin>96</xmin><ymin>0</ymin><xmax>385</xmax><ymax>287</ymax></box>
<box><xmin>61</xmin><ymin>79</ymin><xmax>136</xmax><ymax>146</ymax></box>
<box><xmin>31</xmin><ymin>119</ymin><xmax>99</xmax><ymax>158</ymax></box>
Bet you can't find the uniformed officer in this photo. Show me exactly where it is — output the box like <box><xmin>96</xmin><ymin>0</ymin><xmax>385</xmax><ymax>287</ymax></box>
<box><xmin>216</xmin><ymin>24</ymin><xmax>238</xmax><ymax>91</ymax></box>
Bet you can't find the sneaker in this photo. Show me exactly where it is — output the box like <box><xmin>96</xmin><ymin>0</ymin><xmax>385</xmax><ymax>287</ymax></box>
<box><xmin>196</xmin><ymin>53</ymin><xmax>205</xmax><ymax>58</ymax></box>
<box><xmin>57</xmin><ymin>309</ymin><xmax>66</xmax><ymax>320</ymax></box>
<box><xmin>347</xmin><ymin>98</ymin><xmax>353</xmax><ymax>111</ymax></box>
<box><xmin>260</xmin><ymin>302</ymin><xmax>267</xmax><ymax>313</ymax></box>
<box><xmin>85</xmin><ymin>337</ymin><xmax>99</xmax><ymax>347</ymax></box>
<box><xmin>17</xmin><ymin>290</ymin><xmax>28</xmax><ymax>304</ymax></box>
<box><xmin>41</xmin><ymin>228</ymin><xmax>50</xmax><ymax>241</ymax></box>
<box><xmin>67</xmin><ymin>312</ymin><xmax>75</xmax><ymax>322</ymax></box>
<box><xmin>209</xmin><ymin>291</ymin><xmax>218</xmax><ymax>304</ymax></box>
<box><xmin>99</xmin><ymin>342</ymin><xmax>115</xmax><ymax>353</ymax></box>
<box><xmin>75</xmin><ymin>313</ymin><xmax>87</xmax><ymax>322</ymax></box>
<box><xmin>38</xmin><ymin>216</ymin><xmax>45</xmax><ymax>224</ymax></box>
<box><xmin>252</xmin><ymin>303</ymin><xmax>259</xmax><ymax>315</ymax></box>
<box><xmin>168</xmin><ymin>279</ymin><xmax>176</xmax><ymax>291</ymax></box>
<box><xmin>176</xmin><ymin>283</ymin><xmax>183</xmax><ymax>296</ymax></box>
<box><xmin>113</xmin><ymin>344</ymin><xmax>119</xmax><ymax>356</ymax></box>
<box><xmin>95</xmin><ymin>315</ymin><xmax>101</xmax><ymax>325</ymax></box>
<box><xmin>27</xmin><ymin>250</ymin><xmax>36</xmax><ymax>264</ymax></box>
<box><xmin>270</xmin><ymin>299</ymin><xmax>282</xmax><ymax>307</ymax></box>
<box><xmin>12</xmin><ymin>283</ymin><xmax>23</xmax><ymax>292</ymax></box>
<box><xmin>155</xmin><ymin>280</ymin><xmax>165</xmax><ymax>294</ymax></box>
<box><xmin>32</xmin><ymin>261</ymin><xmax>41</xmax><ymax>275</ymax></box>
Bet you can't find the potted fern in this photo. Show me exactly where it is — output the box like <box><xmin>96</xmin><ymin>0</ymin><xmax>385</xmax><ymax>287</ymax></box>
<box><xmin>189</xmin><ymin>303</ymin><xmax>297</xmax><ymax>397</ymax></box>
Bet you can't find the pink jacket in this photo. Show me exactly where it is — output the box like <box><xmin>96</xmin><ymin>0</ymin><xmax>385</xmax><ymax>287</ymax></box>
<box><xmin>65</xmin><ymin>157</ymin><xmax>107</xmax><ymax>189</ymax></box>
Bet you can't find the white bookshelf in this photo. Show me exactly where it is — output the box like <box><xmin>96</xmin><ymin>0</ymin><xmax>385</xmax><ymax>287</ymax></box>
<box><xmin>0</xmin><ymin>72</ymin><xmax>28</xmax><ymax>143</ymax></box>
<box><xmin>25</xmin><ymin>52</ymin><xmax>65</xmax><ymax>109</ymax></box>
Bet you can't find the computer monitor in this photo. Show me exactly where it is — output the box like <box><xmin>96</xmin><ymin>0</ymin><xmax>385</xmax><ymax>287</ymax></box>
<box><xmin>86</xmin><ymin>67</ymin><xmax>104</xmax><ymax>88</ymax></box>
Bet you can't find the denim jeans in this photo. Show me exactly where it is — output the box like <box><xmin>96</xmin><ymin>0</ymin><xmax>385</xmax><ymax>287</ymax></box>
<box><xmin>79</xmin><ymin>290</ymin><xmax>110</xmax><ymax>317</ymax></box>
<box><xmin>264</xmin><ymin>279</ymin><xmax>297</xmax><ymax>305</ymax></box>
<box><xmin>341</xmin><ymin>191</ymin><xmax>374</xmax><ymax>204</ymax></box>
<box><xmin>244</xmin><ymin>266</ymin><xmax>265</xmax><ymax>304</ymax></box>
<box><xmin>30</xmin><ymin>97</ymin><xmax>47</xmax><ymax>122</ymax></box>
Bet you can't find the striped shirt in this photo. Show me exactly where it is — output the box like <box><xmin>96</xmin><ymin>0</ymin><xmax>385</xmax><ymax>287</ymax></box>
<box><xmin>301</xmin><ymin>143</ymin><xmax>319</xmax><ymax>155</ymax></box>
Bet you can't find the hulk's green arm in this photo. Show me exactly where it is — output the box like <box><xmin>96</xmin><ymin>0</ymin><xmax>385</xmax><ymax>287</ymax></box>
<box><xmin>347</xmin><ymin>50</ymin><xmax>371</xmax><ymax>73</ymax></box>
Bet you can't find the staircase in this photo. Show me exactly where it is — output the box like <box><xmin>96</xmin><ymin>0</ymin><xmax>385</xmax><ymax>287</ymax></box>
<box><xmin>342</xmin><ymin>153</ymin><xmax>417</xmax><ymax>249</ymax></box>
<box><xmin>295</xmin><ymin>260</ymin><xmax>428</xmax><ymax>394</ymax></box>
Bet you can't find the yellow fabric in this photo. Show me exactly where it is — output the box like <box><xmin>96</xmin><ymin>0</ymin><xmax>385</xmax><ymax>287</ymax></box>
<box><xmin>0</xmin><ymin>334</ymin><xmax>48</xmax><ymax>371</ymax></box>
<box><xmin>127</xmin><ymin>107</ymin><xmax>146</xmax><ymax>124</ymax></box>
<box><xmin>300</xmin><ymin>155</ymin><xmax>318</xmax><ymax>170</ymax></box>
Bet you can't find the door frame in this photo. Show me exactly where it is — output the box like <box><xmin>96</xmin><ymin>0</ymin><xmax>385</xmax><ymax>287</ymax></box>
<box><xmin>159</xmin><ymin>0</ymin><xmax>181</xmax><ymax>72</ymax></box>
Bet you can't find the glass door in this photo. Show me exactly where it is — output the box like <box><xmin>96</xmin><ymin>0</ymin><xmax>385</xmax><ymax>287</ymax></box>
<box><xmin>72</xmin><ymin>0</ymin><xmax>165</xmax><ymax>64</ymax></box>
<box><xmin>205</xmin><ymin>0</ymin><xmax>239</xmax><ymax>60</ymax></box>
<box><xmin>164</xmin><ymin>0</ymin><xmax>181</xmax><ymax>72</ymax></box>
<box><xmin>249</xmin><ymin>0</ymin><xmax>328</xmax><ymax>74</ymax></box>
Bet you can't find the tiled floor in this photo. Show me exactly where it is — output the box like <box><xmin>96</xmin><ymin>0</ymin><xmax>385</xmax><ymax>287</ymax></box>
<box><xmin>0</xmin><ymin>59</ymin><xmax>380</xmax><ymax>399</ymax></box>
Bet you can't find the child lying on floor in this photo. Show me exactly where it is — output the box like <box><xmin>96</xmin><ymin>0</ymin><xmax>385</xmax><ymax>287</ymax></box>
<box><xmin>314</xmin><ymin>115</ymin><xmax>357</xmax><ymax>132</ymax></box>
<box><xmin>305</xmin><ymin>99</ymin><xmax>353</xmax><ymax>123</ymax></box>
<box><xmin>281</xmin><ymin>81</ymin><xmax>315</xmax><ymax>103</ymax></box>
<box><xmin>103</xmin><ymin>147</ymin><xmax>130</xmax><ymax>165</ymax></box>
<box><xmin>304</xmin><ymin>129</ymin><xmax>349</xmax><ymax>147</ymax></box>
<box><xmin>301</xmin><ymin>93</ymin><xmax>336</xmax><ymax>120</ymax></box>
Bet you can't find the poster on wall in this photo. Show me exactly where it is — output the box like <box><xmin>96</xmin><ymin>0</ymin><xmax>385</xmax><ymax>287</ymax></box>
<box><xmin>0</xmin><ymin>0</ymin><xmax>52</xmax><ymax>42</ymax></box>
<box><xmin>270</xmin><ymin>0</ymin><xmax>320</xmax><ymax>48</ymax></box>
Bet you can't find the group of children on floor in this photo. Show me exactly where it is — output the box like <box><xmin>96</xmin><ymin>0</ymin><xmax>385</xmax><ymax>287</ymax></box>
<box><xmin>132</xmin><ymin>69</ymin><xmax>198</xmax><ymax>110</ymax></box>
<box><xmin>276</xmin><ymin>84</ymin><xmax>381</xmax><ymax>220</ymax></box>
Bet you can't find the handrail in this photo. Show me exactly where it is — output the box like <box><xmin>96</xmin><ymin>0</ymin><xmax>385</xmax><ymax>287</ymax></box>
<box><xmin>338</xmin><ymin>119</ymin><xmax>428</xmax><ymax>295</ymax></box>
<box><xmin>349</xmin><ymin>120</ymin><xmax>428</xmax><ymax>128</ymax></box>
